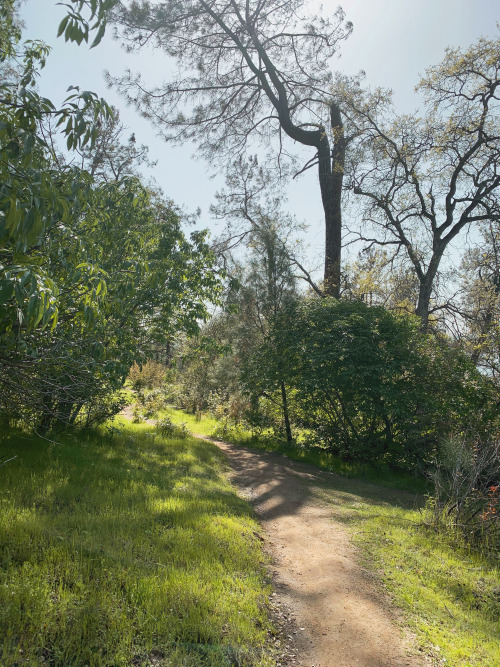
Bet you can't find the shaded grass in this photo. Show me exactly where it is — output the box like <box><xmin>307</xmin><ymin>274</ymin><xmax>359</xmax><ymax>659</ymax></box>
<box><xmin>0</xmin><ymin>420</ymin><xmax>273</xmax><ymax>666</ymax></box>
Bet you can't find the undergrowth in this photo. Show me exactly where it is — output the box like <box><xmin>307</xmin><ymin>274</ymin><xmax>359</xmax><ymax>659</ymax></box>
<box><xmin>0</xmin><ymin>420</ymin><xmax>273</xmax><ymax>666</ymax></box>
<box><xmin>165</xmin><ymin>408</ymin><xmax>428</xmax><ymax>494</ymax></box>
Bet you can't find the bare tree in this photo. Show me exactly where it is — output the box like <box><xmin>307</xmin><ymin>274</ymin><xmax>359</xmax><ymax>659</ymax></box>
<box><xmin>211</xmin><ymin>154</ymin><xmax>324</xmax><ymax>296</ymax></box>
<box><xmin>110</xmin><ymin>0</ymin><xmax>352</xmax><ymax>296</ymax></box>
<box><xmin>337</xmin><ymin>36</ymin><xmax>500</xmax><ymax>329</ymax></box>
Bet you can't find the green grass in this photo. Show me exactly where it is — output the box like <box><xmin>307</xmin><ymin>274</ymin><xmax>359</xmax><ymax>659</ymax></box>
<box><xmin>323</xmin><ymin>488</ymin><xmax>500</xmax><ymax>667</ymax></box>
<box><xmin>0</xmin><ymin>420</ymin><xmax>273</xmax><ymax>666</ymax></box>
<box><xmin>159</xmin><ymin>408</ymin><xmax>219</xmax><ymax>438</ymax></box>
<box><xmin>164</xmin><ymin>408</ymin><xmax>427</xmax><ymax>494</ymax></box>
<box><xmin>167</xmin><ymin>408</ymin><xmax>500</xmax><ymax>666</ymax></box>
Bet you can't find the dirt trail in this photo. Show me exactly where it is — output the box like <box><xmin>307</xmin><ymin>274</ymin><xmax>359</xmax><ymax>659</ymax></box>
<box><xmin>206</xmin><ymin>437</ymin><xmax>427</xmax><ymax>667</ymax></box>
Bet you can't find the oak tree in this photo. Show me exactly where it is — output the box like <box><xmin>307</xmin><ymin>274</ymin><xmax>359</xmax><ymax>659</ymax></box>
<box><xmin>338</xmin><ymin>36</ymin><xmax>500</xmax><ymax>329</ymax></box>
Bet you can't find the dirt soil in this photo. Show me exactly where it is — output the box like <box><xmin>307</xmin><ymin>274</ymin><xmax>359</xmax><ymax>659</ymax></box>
<box><xmin>205</xmin><ymin>437</ymin><xmax>429</xmax><ymax>667</ymax></box>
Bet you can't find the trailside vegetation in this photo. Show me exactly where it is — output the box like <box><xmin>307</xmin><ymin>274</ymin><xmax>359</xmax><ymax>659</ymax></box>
<box><xmin>0</xmin><ymin>1</ymin><xmax>223</xmax><ymax>432</ymax></box>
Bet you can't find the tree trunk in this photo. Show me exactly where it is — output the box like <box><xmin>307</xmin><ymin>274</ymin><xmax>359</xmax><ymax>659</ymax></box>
<box><xmin>280</xmin><ymin>379</ymin><xmax>293</xmax><ymax>443</ymax></box>
<box><xmin>319</xmin><ymin>103</ymin><xmax>344</xmax><ymax>298</ymax></box>
<box><xmin>415</xmin><ymin>279</ymin><xmax>433</xmax><ymax>332</ymax></box>
<box><xmin>415</xmin><ymin>254</ymin><xmax>442</xmax><ymax>331</ymax></box>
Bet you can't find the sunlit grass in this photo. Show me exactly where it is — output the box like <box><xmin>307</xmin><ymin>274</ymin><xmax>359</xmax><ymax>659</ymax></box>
<box><xmin>165</xmin><ymin>407</ymin><xmax>427</xmax><ymax>493</ymax></box>
<box><xmin>159</xmin><ymin>407</ymin><xmax>220</xmax><ymax>437</ymax></box>
<box><xmin>0</xmin><ymin>421</ymin><xmax>273</xmax><ymax>666</ymax></box>
<box><xmin>330</xmin><ymin>495</ymin><xmax>500</xmax><ymax>667</ymax></box>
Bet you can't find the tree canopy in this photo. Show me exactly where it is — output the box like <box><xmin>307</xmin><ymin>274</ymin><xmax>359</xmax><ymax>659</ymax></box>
<box><xmin>110</xmin><ymin>0</ymin><xmax>352</xmax><ymax>295</ymax></box>
<box><xmin>0</xmin><ymin>2</ymin><xmax>224</xmax><ymax>431</ymax></box>
<box><xmin>337</xmin><ymin>35</ymin><xmax>500</xmax><ymax>329</ymax></box>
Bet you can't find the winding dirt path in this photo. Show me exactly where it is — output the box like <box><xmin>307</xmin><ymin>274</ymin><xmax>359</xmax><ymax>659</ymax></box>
<box><xmin>205</xmin><ymin>437</ymin><xmax>428</xmax><ymax>667</ymax></box>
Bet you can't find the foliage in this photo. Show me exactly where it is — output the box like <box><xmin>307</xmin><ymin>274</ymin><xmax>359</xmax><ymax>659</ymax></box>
<box><xmin>426</xmin><ymin>435</ymin><xmax>500</xmax><ymax>551</ymax></box>
<box><xmin>0</xmin><ymin>421</ymin><xmax>273</xmax><ymax>665</ymax></box>
<box><xmin>168</xmin><ymin>215</ymin><xmax>299</xmax><ymax>440</ymax></box>
<box><xmin>251</xmin><ymin>298</ymin><xmax>491</xmax><ymax>469</ymax></box>
<box><xmin>0</xmin><ymin>12</ymin><xmax>224</xmax><ymax>432</ymax></box>
<box><xmin>0</xmin><ymin>17</ymin><xmax>113</xmax><ymax>334</ymax></box>
<box><xmin>155</xmin><ymin>415</ymin><xmax>190</xmax><ymax>439</ymax></box>
<box><xmin>343</xmin><ymin>247</ymin><xmax>419</xmax><ymax>314</ymax></box>
<box><xmin>0</xmin><ymin>170</ymin><xmax>222</xmax><ymax>431</ymax></box>
<box><xmin>56</xmin><ymin>0</ymin><xmax>118</xmax><ymax>49</ymax></box>
<box><xmin>134</xmin><ymin>387</ymin><xmax>170</xmax><ymax>420</ymax></box>
<box><xmin>168</xmin><ymin>320</ymin><xmax>247</xmax><ymax>416</ymax></box>
<box><xmin>161</xmin><ymin>407</ymin><xmax>220</xmax><ymax>439</ymax></box>
<box><xmin>128</xmin><ymin>360</ymin><xmax>167</xmax><ymax>391</ymax></box>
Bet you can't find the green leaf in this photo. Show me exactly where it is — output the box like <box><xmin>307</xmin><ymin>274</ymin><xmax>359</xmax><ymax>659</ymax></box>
<box><xmin>6</xmin><ymin>200</ymin><xmax>22</xmax><ymax>233</ymax></box>
<box><xmin>0</xmin><ymin>280</ymin><xmax>14</xmax><ymax>304</ymax></box>
<box><xmin>14</xmin><ymin>282</ymin><xmax>24</xmax><ymax>308</ymax></box>
<box><xmin>57</xmin><ymin>14</ymin><xmax>70</xmax><ymax>38</ymax></box>
<box><xmin>90</xmin><ymin>21</ymin><xmax>106</xmax><ymax>48</ymax></box>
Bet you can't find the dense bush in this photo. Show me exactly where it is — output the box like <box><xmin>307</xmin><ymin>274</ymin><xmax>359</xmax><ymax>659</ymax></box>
<box><xmin>128</xmin><ymin>361</ymin><xmax>168</xmax><ymax>391</ymax></box>
<box><xmin>250</xmin><ymin>299</ymin><xmax>492</xmax><ymax>469</ymax></box>
<box><xmin>134</xmin><ymin>387</ymin><xmax>170</xmax><ymax>420</ymax></box>
<box><xmin>155</xmin><ymin>416</ymin><xmax>190</xmax><ymax>439</ymax></box>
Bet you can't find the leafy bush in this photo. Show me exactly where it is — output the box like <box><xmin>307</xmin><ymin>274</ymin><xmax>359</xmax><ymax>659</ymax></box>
<box><xmin>249</xmin><ymin>298</ymin><xmax>492</xmax><ymax>469</ymax></box>
<box><xmin>135</xmin><ymin>387</ymin><xmax>170</xmax><ymax>418</ymax></box>
<box><xmin>128</xmin><ymin>361</ymin><xmax>168</xmax><ymax>391</ymax></box>
<box><xmin>132</xmin><ymin>405</ymin><xmax>145</xmax><ymax>423</ymax></box>
<box><xmin>156</xmin><ymin>416</ymin><xmax>190</xmax><ymax>439</ymax></box>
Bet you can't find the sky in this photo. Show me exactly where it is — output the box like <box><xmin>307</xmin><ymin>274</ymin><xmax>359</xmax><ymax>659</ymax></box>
<box><xmin>20</xmin><ymin>0</ymin><xmax>500</xmax><ymax>274</ymax></box>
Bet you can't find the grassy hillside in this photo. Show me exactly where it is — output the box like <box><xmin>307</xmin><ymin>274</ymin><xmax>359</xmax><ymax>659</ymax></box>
<box><xmin>0</xmin><ymin>420</ymin><xmax>273</xmax><ymax>666</ymax></box>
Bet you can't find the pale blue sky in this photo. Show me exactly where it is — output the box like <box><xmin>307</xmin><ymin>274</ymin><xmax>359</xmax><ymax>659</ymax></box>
<box><xmin>21</xmin><ymin>0</ymin><xmax>500</xmax><ymax>272</ymax></box>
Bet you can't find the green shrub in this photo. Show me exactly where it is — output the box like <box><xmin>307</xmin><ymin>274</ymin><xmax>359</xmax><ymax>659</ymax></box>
<box><xmin>156</xmin><ymin>416</ymin><xmax>190</xmax><ymax>439</ymax></box>
<box><xmin>135</xmin><ymin>387</ymin><xmax>170</xmax><ymax>418</ymax></box>
<box><xmin>128</xmin><ymin>361</ymin><xmax>167</xmax><ymax>391</ymax></box>
<box><xmin>250</xmin><ymin>298</ymin><xmax>492</xmax><ymax>470</ymax></box>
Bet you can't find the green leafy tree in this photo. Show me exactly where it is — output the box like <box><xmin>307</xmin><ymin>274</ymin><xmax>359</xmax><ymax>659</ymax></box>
<box><xmin>0</xmin><ymin>2</ymin><xmax>114</xmax><ymax>336</ymax></box>
<box><xmin>0</xmin><ymin>5</ymin><xmax>224</xmax><ymax>431</ymax></box>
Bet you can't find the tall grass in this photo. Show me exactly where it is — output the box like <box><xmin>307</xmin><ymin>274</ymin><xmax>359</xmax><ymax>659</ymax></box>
<box><xmin>0</xmin><ymin>421</ymin><xmax>273</xmax><ymax>666</ymax></box>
